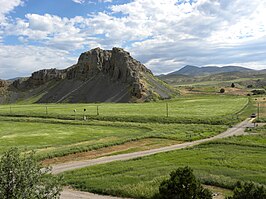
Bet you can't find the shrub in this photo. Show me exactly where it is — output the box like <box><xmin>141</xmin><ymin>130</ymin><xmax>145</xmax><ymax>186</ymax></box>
<box><xmin>0</xmin><ymin>148</ymin><xmax>62</xmax><ymax>199</ymax></box>
<box><xmin>231</xmin><ymin>83</ymin><xmax>235</xmax><ymax>88</ymax></box>
<box><xmin>157</xmin><ymin>166</ymin><xmax>212</xmax><ymax>199</ymax></box>
<box><xmin>251</xmin><ymin>89</ymin><xmax>266</xmax><ymax>95</ymax></box>
<box><xmin>220</xmin><ymin>88</ymin><xmax>225</xmax><ymax>93</ymax></box>
<box><xmin>227</xmin><ymin>181</ymin><xmax>266</xmax><ymax>199</ymax></box>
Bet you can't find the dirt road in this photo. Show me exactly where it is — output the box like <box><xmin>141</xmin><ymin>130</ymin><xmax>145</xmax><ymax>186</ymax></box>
<box><xmin>61</xmin><ymin>188</ymin><xmax>130</xmax><ymax>199</ymax></box>
<box><xmin>57</xmin><ymin>118</ymin><xmax>255</xmax><ymax>199</ymax></box>
<box><xmin>53</xmin><ymin>118</ymin><xmax>253</xmax><ymax>174</ymax></box>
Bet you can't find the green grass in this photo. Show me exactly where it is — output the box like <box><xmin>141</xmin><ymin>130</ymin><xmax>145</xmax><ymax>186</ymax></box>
<box><xmin>0</xmin><ymin>117</ymin><xmax>226</xmax><ymax>160</ymax></box>
<box><xmin>0</xmin><ymin>95</ymin><xmax>251</xmax><ymax>160</ymax></box>
<box><xmin>63</xmin><ymin>132</ymin><xmax>266</xmax><ymax>199</ymax></box>
<box><xmin>64</xmin><ymin>126</ymin><xmax>266</xmax><ymax>198</ymax></box>
<box><xmin>0</xmin><ymin>95</ymin><xmax>248</xmax><ymax>125</ymax></box>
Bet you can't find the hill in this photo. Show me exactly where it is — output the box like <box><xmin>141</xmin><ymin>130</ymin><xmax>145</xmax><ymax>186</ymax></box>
<box><xmin>159</xmin><ymin>69</ymin><xmax>266</xmax><ymax>96</ymax></box>
<box><xmin>169</xmin><ymin>65</ymin><xmax>254</xmax><ymax>76</ymax></box>
<box><xmin>1</xmin><ymin>48</ymin><xmax>175</xmax><ymax>103</ymax></box>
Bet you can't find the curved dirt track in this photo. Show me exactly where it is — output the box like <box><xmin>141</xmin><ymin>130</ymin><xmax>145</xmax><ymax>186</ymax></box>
<box><xmin>61</xmin><ymin>188</ymin><xmax>130</xmax><ymax>199</ymax></box>
<box><xmin>57</xmin><ymin>118</ymin><xmax>255</xmax><ymax>199</ymax></box>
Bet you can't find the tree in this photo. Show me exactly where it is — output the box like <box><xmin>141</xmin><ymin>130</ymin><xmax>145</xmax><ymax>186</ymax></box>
<box><xmin>0</xmin><ymin>148</ymin><xmax>62</xmax><ymax>199</ymax></box>
<box><xmin>220</xmin><ymin>88</ymin><xmax>225</xmax><ymax>93</ymax></box>
<box><xmin>227</xmin><ymin>181</ymin><xmax>266</xmax><ymax>199</ymax></box>
<box><xmin>158</xmin><ymin>166</ymin><xmax>212</xmax><ymax>199</ymax></box>
<box><xmin>231</xmin><ymin>83</ymin><xmax>235</xmax><ymax>88</ymax></box>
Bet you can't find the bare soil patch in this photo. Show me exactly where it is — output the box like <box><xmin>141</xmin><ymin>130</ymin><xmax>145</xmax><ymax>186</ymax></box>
<box><xmin>42</xmin><ymin>138</ymin><xmax>181</xmax><ymax>166</ymax></box>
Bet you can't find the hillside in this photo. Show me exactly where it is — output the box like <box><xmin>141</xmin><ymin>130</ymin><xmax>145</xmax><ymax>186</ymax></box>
<box><xmin>169</xmin><ymin>65</ymin><xmax>254</xmax><ymax>76</ymax></box>
<box><xmin>1</xmin><ymin>48</ymin><xmax>175</xmax><ymax>103</ymax></box>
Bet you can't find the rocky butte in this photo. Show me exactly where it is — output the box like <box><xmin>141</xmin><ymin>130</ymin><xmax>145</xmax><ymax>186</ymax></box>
<box><xmin>2</xmin><ymin>47</ymin><xmax>175</xmax><ymax>103</ymax></box>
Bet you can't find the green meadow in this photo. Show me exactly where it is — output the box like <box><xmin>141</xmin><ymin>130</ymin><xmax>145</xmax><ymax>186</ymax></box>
<box><xmin>0</xmin><ymin>95</ymin><xmax>247</xmax><ymax>118</ymax></box>
<box><xmin>0</xmin><ymin>95</ymin><xmax>252</xmax><ymax>161</ymax></box>
<box><xmin>63</xmin><ymin>127</ymin><xmax>266</xmax><ymax>198</ymax></box>
<box><xmin>0</xmin><ymin>94</ymin><xmax>264</xmax><ymax>198</ymax></box>
<box><xmin>0</xmin><ymin>95</ymin><xmax>248</xmax><ymax>125</ymax></box>
<box><xmin>0</xmin><ymin>118</ymin><xmax>226</xmax><ymax>160</ymax></box>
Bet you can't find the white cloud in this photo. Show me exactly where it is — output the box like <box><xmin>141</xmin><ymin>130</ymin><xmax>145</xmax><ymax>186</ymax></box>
<box><xmin>74</xmin><ymin>0</ymin><xmax>112</xmax><ymax>4</ymax></box>
<box><xmin>5</xmin><ymin>14</ymin><xmax>89</xmax><ymax>50</ymax></box>
<box><xmin>0</xmin><ymin>45</ymin><xmax>76</xmax><ymax>79</ymax></box>
<box><xmin>1</xmin><ymin>0</ymin><xmax>266</xmax><ymax>79</ymax></box>
<box><xmin>72</xmin><ymin>0</ymin><xmax>85</xmax><ymax>4</ymax></box>
<box><xmin>0</xmin><ymin>0</ymin><xmax>23</xmax><ymax>24</ymax></box>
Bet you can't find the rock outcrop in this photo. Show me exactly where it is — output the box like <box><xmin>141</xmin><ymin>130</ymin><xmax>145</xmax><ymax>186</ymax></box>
<box><xmin>10</xmin><ymin>47</ymin><xmax>175</xmax><ymax>103</ymax></box>
<box><xmin>0</xmin><ymin>80</ymin><xmax>7</xmax><ymax>88</ymax></box>
<box><xmin>65</xmin><ymin>47</ymin><xmax>151</xmax><ymax>98</ymax></box>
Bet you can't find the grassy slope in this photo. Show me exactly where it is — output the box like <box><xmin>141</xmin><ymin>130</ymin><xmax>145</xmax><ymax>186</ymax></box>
<box><xmin>63</xmin><ymin>128</ymin><xmax>266</xmax><ymax>199</ymax></box>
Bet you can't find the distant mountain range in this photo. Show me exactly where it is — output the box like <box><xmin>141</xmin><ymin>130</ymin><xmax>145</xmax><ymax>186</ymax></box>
<box><xmin>168</xmin><ymin>65</ymin><xmax>255</xmax><ymax>76</ymax></box>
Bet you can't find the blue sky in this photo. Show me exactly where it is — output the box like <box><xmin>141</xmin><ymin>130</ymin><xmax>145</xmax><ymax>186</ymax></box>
<box><xmin>0</xmin><ymin>0</ymin><xmax>266</xmax><ymax>79</ymax></box>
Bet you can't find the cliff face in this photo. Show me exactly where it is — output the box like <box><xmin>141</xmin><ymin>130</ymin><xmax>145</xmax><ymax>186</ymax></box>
<box><xmin>65</xmin><ymin>47</ymin><xmax>151</xmax><ymax>99</ymax></box>
<box><xmin>0</xmin><ymin>80</ymin><xmax>7</xmax><ymax>88</ymax></box>
<box><xmin>10</xmin><ymin>47</ymin><xmax>174</xmax><ymax>103</ymax></box>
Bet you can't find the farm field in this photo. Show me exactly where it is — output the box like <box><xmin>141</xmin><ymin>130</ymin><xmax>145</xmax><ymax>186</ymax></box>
<box><xmin>0</xmin><ymin>94</ymin><xmax>262</xmax><ymax>199</ymax></box>
<box><xmin>0</xmin><ymin>118</ymin><xmax>227</xmax><ymax>160</ymax></box>
<box><xmin>0</xmin><ymin>95</ymin><xmax>247</xmax><ymax>120</ymax></box>
<box><xmin>0</xmin><ymin>95</ymin><xmax>250</xmax><ymax>161</ymax></box>
<box><xmin>63</xmin><ymin>126</ymin><xmax>266</xmax><ymax>199</ymax></box>
<box><xmin>255</xmin><ymin>97</ymin><xmax>266</xmax><ymax>122</ymax></box>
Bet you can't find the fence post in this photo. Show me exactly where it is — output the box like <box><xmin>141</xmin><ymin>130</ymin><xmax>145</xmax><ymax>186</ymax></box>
<box><xmin>166</xmin><ymin>103</ymin><xmax>169</xmax><ymax>117</ymax></box>
<box><xmin>257</xmin><ymin>102</ymin><xmax>260</xmax><ymax>120</ymax></box>
<box><xmin>97</xmin><ymin>105</ymin><xmax>99</xmax><ymax>116</ymax></box>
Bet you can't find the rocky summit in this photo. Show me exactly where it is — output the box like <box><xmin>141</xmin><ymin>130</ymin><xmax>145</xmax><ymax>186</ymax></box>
<box><xmin>3</xmin><ymin>47</ymin><xmax>175</xmax><ymax>103</ymax></box>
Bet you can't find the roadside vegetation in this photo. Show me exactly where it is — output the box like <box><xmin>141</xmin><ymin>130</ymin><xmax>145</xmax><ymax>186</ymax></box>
<box><xmin>63</xmin><ymin>125</ymin><xmax>266</xmax><ymax>199</ymax></box>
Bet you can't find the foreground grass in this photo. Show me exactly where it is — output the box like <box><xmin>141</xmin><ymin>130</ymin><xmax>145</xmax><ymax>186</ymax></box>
<box><xmin>0</xmin><ymin>118</ymin><xmax>226</xmax><ymax>160</ymax></box>
<box><xmin>63</xmin><ymin>129</ymin><xmax>266</xmax><ymax>199</ymax></box>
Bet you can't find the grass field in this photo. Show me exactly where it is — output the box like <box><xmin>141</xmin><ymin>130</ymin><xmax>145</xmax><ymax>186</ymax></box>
<box><xmin>0</xmin><ymin>95</ymin><xmax>249</xmax><ymax>125</ymax></box>
<box><xmin>0</xmin><ymin>118</ymin><xmax>227</xmax><ymax>160</ymax></box>
<box><xmin>0</xmin><ymin>95</ymin><xmax>252</xmax><ymax>161</ymax></box>
<box><xmin>0</xmin><ymin>94</ymin><xmax>262</xmax><ymax>198</ymax></box>
<box><xmin>63</xmin><ymin>126</ymin><xmax>266</xmax><ymax>199</ymax></box>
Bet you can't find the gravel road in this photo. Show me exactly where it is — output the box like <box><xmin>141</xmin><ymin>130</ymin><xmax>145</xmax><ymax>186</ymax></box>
<box><xmin>57</xmin><ymin>118</ymin><xmax>255</xmax><ymax>199</ymax></box>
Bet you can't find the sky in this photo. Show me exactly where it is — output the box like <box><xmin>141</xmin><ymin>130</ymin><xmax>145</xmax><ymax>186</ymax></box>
<box><xmin>0</xmin><ymin>0</ymin><xmax>266</xmax><ymax>79</ymax></box>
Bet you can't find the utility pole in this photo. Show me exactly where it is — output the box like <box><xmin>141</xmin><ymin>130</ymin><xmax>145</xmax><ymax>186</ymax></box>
<box><xmin>166</xmin><ymin>103</ymin><xmax>169</xmax><ymax>117</ymax></box>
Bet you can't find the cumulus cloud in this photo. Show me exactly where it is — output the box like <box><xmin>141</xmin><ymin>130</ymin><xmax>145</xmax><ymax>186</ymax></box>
<box><xmin>0</xmin><ymin>45</ymin><xmax>77</xmax><ymax>79</ymax></box>
<box><xmin>5</xmin><ymin>14</ymin><xmax>89</xmax><ymax>50</ymax></box>
<box><xmin>0</xmin><ymin>0</ymin><xmax>23</xmax><ymax>24</ymax></box>
<box><xmin>1</xmin><ymin>0</ymin><xmax>266</xmax><ymax>79</ymax></box>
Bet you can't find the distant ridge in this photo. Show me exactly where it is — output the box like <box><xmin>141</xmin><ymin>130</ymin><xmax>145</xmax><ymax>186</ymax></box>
<box><xmin>168</xmin><ymin>65</ymin><xmax>254</xmax><ymax>76</ymax></box>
